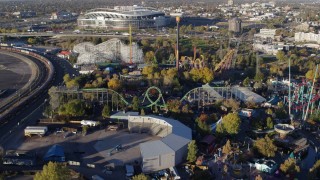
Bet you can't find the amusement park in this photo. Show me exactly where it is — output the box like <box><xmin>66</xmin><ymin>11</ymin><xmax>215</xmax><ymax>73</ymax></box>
<box><xmin>2</xmin><ymin>3</ymin><xmax>320</xmax><ymax>180</ymax></box>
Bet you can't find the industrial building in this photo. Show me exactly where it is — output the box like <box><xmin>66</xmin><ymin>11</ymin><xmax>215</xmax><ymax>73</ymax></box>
<box><xmin>127</xmin><ymin>115</ymin><xmax>192</xmax><ymax>173</ymax></box>
<box><xmin>43</xmin><ymin>144</ymin><xmax>65</xmax><ymax>162</ymax></box>
<box><xmin>231</xmin><ymin>86</ymin><xmax>266</xmax><ymax>104</ymax></box>
<box><xmin>228</xmin><ymin>17</ymin><xmax>242</xmax><ymax>33</ymax></box>
<box><xmin>77</xmin><ymin>5</ymin><xmax>171</xmax><ymax>30</ymax></box>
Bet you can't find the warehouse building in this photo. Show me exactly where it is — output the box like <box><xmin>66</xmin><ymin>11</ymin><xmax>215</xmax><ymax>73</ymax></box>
<box><xmin>128</xmin><ymin>115</ymin><xmax>192</xmax><ymax>172</ymax></box>
<box><xmin>231</xmin><ymin>86</ymin><xmax>266</xmax><ymax>104</ymax></box>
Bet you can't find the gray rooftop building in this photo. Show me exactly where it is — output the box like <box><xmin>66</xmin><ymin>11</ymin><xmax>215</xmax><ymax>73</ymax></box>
<box><xmin>128</xmin><ymin>115</ymin><xmax>192</xmax><ymax>172</ymax></box>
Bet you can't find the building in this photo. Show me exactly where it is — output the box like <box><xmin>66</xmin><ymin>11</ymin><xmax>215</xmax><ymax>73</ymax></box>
<box><xmin>254</xmin><ymin>29</ymin><xmax>277</xmax><ymax>40</ymax></box>
<box><xmin>3</xmin><ymin>150</ymin><xmax>36</xmax><ymax>166</ymax></box>
<box><xmin>12</xmin><ymin>11</ymin><xmax>36</xmax><ymax>18</ymax></box>
<box><xmin>295</xmin><ymin>32</ymin><xmax>320</xmax><ymax>44</ymax></box>
<box><xmin>77</xmin><ymin>5</ymin><xmax>171</xmax><ymax>30</ymax></box>
<box><xmin>228</xmin><ymin>18</ymin><xmax>241</xmax><ymax>33</ymax></box>
<box><xmin>254</xmin><ymin>159</ymin><xmax>278</xmax><ymax>174</ymax></box>
<box><xmin>231</xmin><ymin>86</ymin><xmax>266</xmax><ymax>104</ymax></box>
<box><xmin>128</xmin><ymin>115</ymin><xmax>192</xmax><ymax>173</ymax></box>
<box><xmin>227</xmin><ymin>0</ymin><xmax>234</xmax><ymax>6</ymax></box>
<box><xmin>51</xmin><ymin>11</ymin><xmax>77</xmax><ymax>20</ymax></box>
<box><xmin>43</xmin><ymin>144</ymin><xmax>65</xmax><ymax>162</ymax></box>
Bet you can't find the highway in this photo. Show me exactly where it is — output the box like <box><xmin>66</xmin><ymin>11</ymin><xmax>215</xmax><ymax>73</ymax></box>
<box><xmin>0</xmin><ymin>50</ymin><xmax>76</xmax><ymax>148</ymax></box>
<box><xmin>0</xmin><ymin>32</ymin><xmax>167</xmax><ymax>39</ymax></box>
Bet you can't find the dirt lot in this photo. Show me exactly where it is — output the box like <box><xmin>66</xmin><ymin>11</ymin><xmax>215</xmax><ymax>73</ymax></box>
<box><xmin>5</xmin><ymin>128</ymin><xmax>160</xmax><ymax>179</ymax></box>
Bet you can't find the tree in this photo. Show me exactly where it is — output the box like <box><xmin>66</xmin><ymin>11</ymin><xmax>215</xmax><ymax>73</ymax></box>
<box><xmin>108</xmin><ymin>76</ymin><xmax>121</xmax><ymax>91</ymax></box>
<box><xmin>167</xmin><ymin>99</ymin><xmax>181</xmax><ymax>113</ymax></box>
<box><xmin>27</xmin><ymin>37</ymin><xmax>37</xmax><ymax>45</ymax></box>
<box><xmin>216</xmin><ymin>113</ymin><xmax>241</xmax><ymax>136</ymax></box>
<box><xmin>280</xmin><ymin>158</ymin><xmax>300</xmax><ymax>175</ymax></box>
<box><xmin>48</xmin><ymin>86</ymin><xmax>60</xmax><ymax>114</ymax></box>
<box><xmin>140</xmin><ymin>109</ymin><xmax>145</xmax><ymax>116</ymax></box>
<box><xmin>222</xmin><ymin>140</ymin><xmax>232</xmax><ymax>155</ymax></box>
<box><xmin>254</xmin><ymin>71</ymin><xmax>264</xmax><ymax>82</ymax></box>
<box><xmin>187</xmin><ymin>140</ymin><xmax>198</xmax><ymax>163</ymax></box>
<box><xmin>132</xmin><ymin>96</ymin><xmax>139</xmax><ymax>111</ymax></box>
<box><xmin>276</xmin><ymin>50</ymin><xmax>286</xmax><ymax>61</ymax></box>
<box><xmin>34</xmin><ymin>162</ymin><xmax>70</xmax><ymax>180</ymax></box>
<box><xmin>254</xmin><ymin>136</ymin><xmax>277</xmax><ymax>157</ymax></box>
<box><xmin>82</xmin><ymin>125</ymin><xmax>88</xmax><ymax>135</ymax></box>
<box><xmin>63</xmin><ymin>74</ymin><xmax>71</xmax><ymax>83</ymax></box>
<box><xmin>132</xmin><ymin>174</ymin><xmax>150</xmax><ymax>180</ymax></box>
<box><xmin>58</xmin><ymin>99</ymin><xmax>85</xmax><ymax>117</ymax></box>
<box><xmin>255</xmin><ymin>174</ymin><xmax>263</xmax><ymax>180</ymax></box>
<box><xmin>223</xmin><ymin>99</ymin><xmax>240</xmax><ymax>112</ymax></box>
<box><xmin>243</xmin><ymin>77</ymin><xmax>250</xmax><ymax>87</ymax></box>
<box><xmin>102</xmin><ymin>105</ymin><xmax>110</xmax><ymax>118</ymax></box>
<box><xmin>305</xmin><ymin>69</ymin><xmax>319</xmax><ymax>81</ymax></box>
<box><xmin>145</xmin><ymin>51</ymin><xmax>156</xmax><ymax>64</ymax></box>
<box><xmin>266</xmin><ymin>117</ymin><xmax>274</xmax><ymax>129</ymax></box>
<box><xmin>309</xmin><ymin>160</ymin><xmax>320</xmax><ymax>179</ymax></box>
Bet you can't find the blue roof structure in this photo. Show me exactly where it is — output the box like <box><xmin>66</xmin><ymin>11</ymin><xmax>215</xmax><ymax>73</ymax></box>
<box><xmin>43</xmin><ymin>144</ymin><xmax>65</xmax><ymax>162</ymax></box>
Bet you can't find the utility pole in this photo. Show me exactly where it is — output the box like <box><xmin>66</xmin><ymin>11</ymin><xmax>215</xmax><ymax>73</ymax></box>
<box><xmin>176</xmin><ymin>16</ymin><xmax>181</xmax><ymax>70</ymax></box>
<box><xmin>129</xmin><ymin>24</ymin><xmax>133</xmax><ymax>64</ymax></box>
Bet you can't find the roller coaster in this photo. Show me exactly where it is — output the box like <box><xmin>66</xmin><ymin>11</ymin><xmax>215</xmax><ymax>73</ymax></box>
<box><xmin>51</xmin><ymin>84</ymin><xmax>234</xmax><ymax>111</ymax></box>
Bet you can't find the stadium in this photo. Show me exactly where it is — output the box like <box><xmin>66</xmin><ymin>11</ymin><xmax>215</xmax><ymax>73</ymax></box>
<box><xmin>77</xmin><ymin>5</ymin><xmax>171</xmax><ymax>30</ymax></box>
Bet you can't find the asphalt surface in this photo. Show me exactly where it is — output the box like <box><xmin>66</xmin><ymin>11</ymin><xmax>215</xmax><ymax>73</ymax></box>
<box><xmin>0</xmin><ymin>51</ymin><xmax>77</xmax><ymax>148</ymax></box>
<box><xmin>0</xmin><ymin>53</ymin><xmax>32</xmax><ymax>100</ymax></box>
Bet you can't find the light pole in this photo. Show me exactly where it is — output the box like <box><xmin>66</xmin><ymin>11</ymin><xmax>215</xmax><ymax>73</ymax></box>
<box><xmin>218</xmin><ymin>148</ymin><xmax>222</xmax><ymax>157</ymax></box>
<box><xmin>175</xmin><ymin>16</ymin><xmax>181</xmax><ymax>70</ymax></box>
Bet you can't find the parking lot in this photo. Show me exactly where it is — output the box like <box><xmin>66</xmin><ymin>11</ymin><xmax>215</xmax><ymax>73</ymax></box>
<box><xmin>5</xmin><ymin>127</ymin><xmax>160</xmax><ymax>179</ymax></box>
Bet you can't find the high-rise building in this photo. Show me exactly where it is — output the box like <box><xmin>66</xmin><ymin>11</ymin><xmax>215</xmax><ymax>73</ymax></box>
<box><xmin>228</xmin><ymin>18</ymin><xmax>242</xmax><ymax>33</ymax></box>
<box><xmin>228</xmin><ymin>0</ymin><xmax>234</xmax><ymax>6</ymax></box>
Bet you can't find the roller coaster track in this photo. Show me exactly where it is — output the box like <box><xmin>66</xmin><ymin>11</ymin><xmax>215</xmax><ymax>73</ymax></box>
<box><xmin>53</xmin><ymin>85</ymin><xmax>231</xmax><ymax>110</ymax></box>
<box><xmin>0</xmin><ymin>47</ymin><xmax>54</xmax><ymax>123</ymax></box>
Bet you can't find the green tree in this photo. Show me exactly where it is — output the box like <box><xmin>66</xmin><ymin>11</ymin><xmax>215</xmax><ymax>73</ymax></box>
<box><xmin>309</xmin><ymin>160</ymin><xmax>320</xmax><ymax>179</ymax></box>
<box><xmin>254</xmin><ymin>71</ymin><xmax>264</xmax><ymax>82</ymax></box>
<box><xmin>254</xmin><ymin>136</ymin><xmax>277</xmax><ymax>157</ymax></box>
<box><xmin>34</xmin><ymin>162</ymin><xmax>70</xmax><ymax>180</ymax></box>
<box><xmin>276</xmin><ymin>50</ymin><xmax>286</xmax><ymax>61</ymax></box>
<box><xmin>48</xmin><ymin>86</ymin><xmax>60</xmax><ymax>114</ymax></box>
<box><xmin>187</xmin><ymin>140</ymin><xmax>198</xmax><ymax>163</ymax></box>
<box><xmin>280</xmin><ymin>158</ymin><xmax>300</xmax><ymax>175</ymax></box>
<box><xmin>132</xmin><ymin>174</ymin><xmax>150</xmax><ymax>180</ymax></box>
<box><xmin>27</xmin><ymin>37</ymin><xmax>37</xmax><ymax>45</ymax></box>
<box><xmin>132</xmin><ymin>96</ymin><xmax>139</xmax><ymax>111</ymax></box>
<box><xmin>63</xmin><ymin>74</ymin><xmax>71</xmax><ymax>83</ymax></box>
<box><xmin>102</xmin><ymin>105</ymin><xmax>110</xmax><ymax>118</ymax></box>
<box><xmin>82</xmin><ymin>125</ymin><xmax>88</xmax><ymax>135</ymax></box>
<box><xmin>216</xmin><ymin>113</ymin><xmax>241</xmax><ymax>136</ymax></box>
<box><xmin>222</xmin><ymin>139</ymin><xmax>232</xmax><ymax>155</ymax></box>
<box><xmin>266</xmin><ymin>117</ymin><xmax>274</xmax><ymax>129</ymax></box>
<box><xmin>58</xmin><ymin>99</ymin><xmax>85</xmax><ymax>117</ymax></box>
<box><xmin>145</xmin><ymin>51</ymin><xmax>156</xmax><ymax>64</ymax></box>
<box><xmin>243</xmin><ymin>77</ymin><xmax>250</xmax><ymax>86</ymax></box>
<box><xmin>140</xmin><ymin>109</ymin><xmax>145</xmax><ymax>116</ymax></box>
